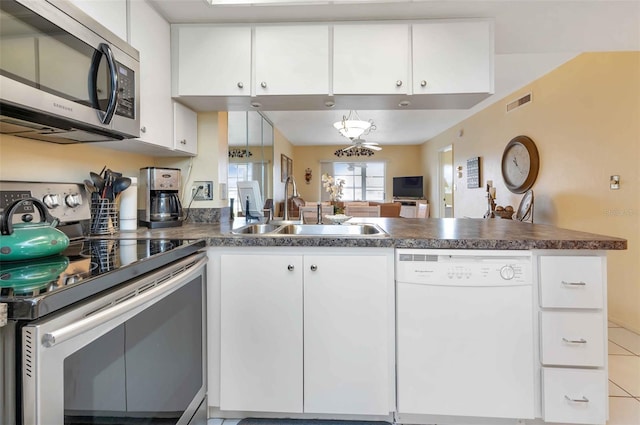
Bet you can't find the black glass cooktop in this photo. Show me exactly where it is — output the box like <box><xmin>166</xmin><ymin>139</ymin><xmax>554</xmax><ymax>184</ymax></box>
<box><xmin>0</xmin><ymin>238</ymin><xmax>206</xmax><ymax>320</ymax></box>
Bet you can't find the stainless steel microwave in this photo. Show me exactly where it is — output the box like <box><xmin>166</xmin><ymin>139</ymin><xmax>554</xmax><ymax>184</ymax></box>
<box><xmin>0</xmin><ymin>0</ymin><xmax>140</xmax><ymax>143</ymax></box>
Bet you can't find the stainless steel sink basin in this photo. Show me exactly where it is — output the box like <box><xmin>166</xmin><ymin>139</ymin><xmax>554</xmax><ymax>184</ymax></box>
<box><xmin>231</xmin><ymin>224</ymin><xmax>282</xmax><ymax>234</ymax></box>
<box><xmin>273</xmin><ymin>223</ymin><xmax>388</xmax><ymax>236</ymax></box>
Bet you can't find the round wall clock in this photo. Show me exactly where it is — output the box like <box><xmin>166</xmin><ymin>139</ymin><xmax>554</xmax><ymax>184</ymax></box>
<box><xmin>501</xmin><ymin>135</ymin><xmax>539</xmax><ymax>194</ymax></box>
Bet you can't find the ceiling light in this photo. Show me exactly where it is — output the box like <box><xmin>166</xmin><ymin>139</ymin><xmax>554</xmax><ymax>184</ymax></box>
<box><xmin>333</xmin><ymin>110</ymin><xmax>376</xmax><ymax>140</ymax></box>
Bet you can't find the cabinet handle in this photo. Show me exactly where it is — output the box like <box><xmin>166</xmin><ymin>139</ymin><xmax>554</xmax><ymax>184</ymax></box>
<box><xmin>561</xmin><ymin>280</ymin><xmax>586</xmax><ymax>286</ymax></box>
<box><xmin>396</xmin><ymin>80</ymin><xmax>403</xmax><ymax>87</ymax></box>
<box><xmin>420</xmin><ymin>80</ymin><xmax>427</xmax><ymax>87</ymax></box>
<box><xmin>180</xmin><ymin>139</ymin><xmax>187</xmax><ymax>145</ymax></box>
<box><xmin>237</xmin><ymin>82</ymin><xmax>244</xmax><ymax>89</ymax></box>
<box><xmin>260</xmin><ymin>81</ymin><xmax>267</xmax><ymax>88</ymax></box>
<box><xmin>140</xmin><ymin>126</ymin><xmax>146</xmax><ymax>133</ymax></box>
<box><xmin>564</xmin><ymin>395</ymin><xmax>589</xmax><ymax>403</ymax></box>
<box><xmin>287</xmin><ymin>264</ymin><xmax>294</xmax><ymax>271</ymax></box>
<box><xmin>562</xmin><ymin>337</ymin><xmax>587</xmax><ymax>344</ymax></box>
<box><xmin>310</xmin><ymin>264</ymin><xmax>318</xmax><ymax>271</ymax></box>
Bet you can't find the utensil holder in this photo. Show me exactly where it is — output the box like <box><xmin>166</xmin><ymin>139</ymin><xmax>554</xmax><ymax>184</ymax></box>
<box><xmin>90</xmin><ymin>199</ymin><xmax>119</xmax><ymax>235</ymax></box>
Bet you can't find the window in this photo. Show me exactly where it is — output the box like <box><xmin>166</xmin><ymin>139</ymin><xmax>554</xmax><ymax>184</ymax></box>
<box><xmin>320</xmin><ymin>161</ymin><xmax>386</xmax><ymax>202</ymax></box>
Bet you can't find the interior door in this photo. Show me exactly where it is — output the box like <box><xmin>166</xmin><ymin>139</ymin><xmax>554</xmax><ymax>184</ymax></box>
<box><xmin>438</xmin><ymin>146</ymin><xmax>454</xmax><ymax>218</ymax></box>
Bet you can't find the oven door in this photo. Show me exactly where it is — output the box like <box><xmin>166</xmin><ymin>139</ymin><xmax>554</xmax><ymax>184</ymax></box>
<box><xmin>22</xmin><ymin>252</ymin><xmax>207</xmax><ymax>425</ymax></box>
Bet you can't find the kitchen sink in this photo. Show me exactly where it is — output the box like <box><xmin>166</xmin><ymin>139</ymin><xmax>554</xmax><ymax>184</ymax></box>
<box><xmin>231</xmin><ymin>223</ymin><xmax>388</xmax><ymax>237</ymax></box>
<box><xmin>274</xmin><ymin>223</ymin><xmax>387</xmax><ymax>236</ymax></box>
<box><xmin>231</xmin><ymin>224</ymin><xmax>282</xmax><ymax>234</ymax></box>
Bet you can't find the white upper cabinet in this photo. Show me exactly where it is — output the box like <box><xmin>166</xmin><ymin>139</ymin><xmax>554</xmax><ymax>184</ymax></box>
<box><xmin>412</xmin><ymin>21</ymin><xmax>493</xmax><ymax>94</ymax></box>
<box><xmin>254</xmin><ymin>25</ymin><xmax>330</xmax><ymax>95</ymax></box>
<box><xmin>68</xmin><ymin>0</ymin><xmax>128</xmax><ymax>41</ymax></box>
<box><xmin>173</xmin><ymin>102</ymin><xmax>198</xmax><ymax>155</ymax></box>
<box><xmin>333</xmin><ymin>23</ymin><xmax>410</xmax><ymax>95</ymax></box>
<box><xmin>175</xmin><ymin>26</ymin><xmax>251</xmax><ymax>96</ymax></box>
<box><xmin>129</xmin><ymin>0</ymin><xmax>172</xmax><ymax>149</ymax></box>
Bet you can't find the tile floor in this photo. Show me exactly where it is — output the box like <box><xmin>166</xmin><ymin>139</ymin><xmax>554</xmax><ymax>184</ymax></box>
<box><xmin>607</xmin><ymin>321</ymin><xmax>640</xmax><ymax>425</ymax></box>
<box><xmin>208</xmin><ymin>323</ymin><xmax>640</xmax><ymax>425</ymax></box>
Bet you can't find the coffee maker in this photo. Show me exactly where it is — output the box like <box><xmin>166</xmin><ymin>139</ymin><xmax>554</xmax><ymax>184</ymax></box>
<box><xmin>138</xmin><ymin>167</ymin><xmax>183</xmax><ymax>228</ymax></box>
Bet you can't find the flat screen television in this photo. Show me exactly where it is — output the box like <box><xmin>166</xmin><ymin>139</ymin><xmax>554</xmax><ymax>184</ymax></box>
<box><xmin>393</xmin><ymin>176</ymin><xmax>424</xmax><ymax>198</ymax></box>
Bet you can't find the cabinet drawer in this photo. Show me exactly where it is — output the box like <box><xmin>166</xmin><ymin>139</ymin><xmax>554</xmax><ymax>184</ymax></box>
<box><xmin>542</xmin><ymin>368</ymin><xmax>607</xmax><ymax>424</ymax></box>
<box><xmin>540</xmin><ymin>311</ymin><xmax>605</xmax><ymax>367</ymax></box>
<box><xmin>539</xmin><ymin>256</ymin><xmax>604</xmax><ymax>308</ymax></box>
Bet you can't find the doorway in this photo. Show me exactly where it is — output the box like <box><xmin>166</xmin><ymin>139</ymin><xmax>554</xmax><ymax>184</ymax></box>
<box><xmin>438</xmin><ymin>146</ymin><xmax>454</xmax><ymax>218</ymax></box>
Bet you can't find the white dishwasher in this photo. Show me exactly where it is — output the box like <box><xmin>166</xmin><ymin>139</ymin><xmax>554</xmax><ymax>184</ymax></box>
<box><xmin>396</xmin><ymin>249</ymin><xmax>535</xmax><ymax>420</ymax></box>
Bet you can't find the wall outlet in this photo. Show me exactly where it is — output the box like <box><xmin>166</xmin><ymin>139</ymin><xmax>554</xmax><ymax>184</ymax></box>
<box><xmin>192</xmin><ymin>181</ymin><xmax>213</xmax><ymax>201</ymax></box>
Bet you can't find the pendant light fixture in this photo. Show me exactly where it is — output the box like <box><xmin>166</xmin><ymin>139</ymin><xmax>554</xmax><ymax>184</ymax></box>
<box><xmin>333</xmin><ymin>110</ymin><xmax>376</xmax><ymax>140</ymax></box>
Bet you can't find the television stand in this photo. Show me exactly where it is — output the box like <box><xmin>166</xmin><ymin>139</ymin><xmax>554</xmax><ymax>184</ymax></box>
<box><xmin>393</xmin><ymin>198</ymin><xmax>428</xmax><ymax>218</ymax></box>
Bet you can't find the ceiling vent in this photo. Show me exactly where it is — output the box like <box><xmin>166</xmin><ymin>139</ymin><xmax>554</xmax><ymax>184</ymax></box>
<box><xmin>506</xmin><ymin>93</ymin><xmax>532</xmax><ymax>112</ymax></box>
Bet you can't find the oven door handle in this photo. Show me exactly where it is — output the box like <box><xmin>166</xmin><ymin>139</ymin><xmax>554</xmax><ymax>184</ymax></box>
<box><xmin>41</xmin><ymin>255</ymin><xmax>207</xmax><ymax>348</ymax></box>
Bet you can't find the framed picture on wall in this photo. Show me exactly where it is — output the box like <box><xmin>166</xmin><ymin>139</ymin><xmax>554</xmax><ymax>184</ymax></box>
<box><xmin>287</xmin><ymin>157</ymin><xmax>293</xmax><ymax>181</ymax></box>
<box><xmin>281</xmin><ymin>154</ymin><xmax>290</xmax><ymax>182</ymax></box>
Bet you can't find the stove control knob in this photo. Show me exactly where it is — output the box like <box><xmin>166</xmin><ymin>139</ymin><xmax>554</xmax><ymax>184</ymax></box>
<box><xmin>65</xmin><ymin>193</ymin><xmax>82</xmax><ymax>208</ymax></box>
<box><xmin>500</xmin><ymin>265</ymin><xmax>515</xmax><ymax>280</ymax></box>
<box><xmin>42</xmin><ymin>194</ymin><xmax>60</xmax><ymax>209</ymax></box>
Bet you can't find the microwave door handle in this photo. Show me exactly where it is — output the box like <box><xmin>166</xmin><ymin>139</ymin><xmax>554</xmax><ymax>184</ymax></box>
<box><xmin>41</xmin><ymin>255</ymin><xmax>207</xmax><ymax>348</ymax></box>
<box><xmin>90</xmin><ymin>43</ymin><xmax>119</xmax><ymax>125</ymax></box>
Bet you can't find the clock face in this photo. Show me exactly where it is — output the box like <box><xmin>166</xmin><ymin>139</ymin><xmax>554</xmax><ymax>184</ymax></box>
<box><xmin>501</xmin><ymin>136</ymin><xmax>539</xmax><ymax>193</ymax></box>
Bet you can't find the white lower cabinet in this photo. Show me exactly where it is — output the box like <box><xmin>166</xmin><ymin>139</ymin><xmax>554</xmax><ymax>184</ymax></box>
<box><xmin>542</xmin><ymin>368</ymin><xmax>607</xmax><ymax>425</ymax></box>
<box><xmin>218</xmin><ymin>248</ymin><xmax>393</xmax><ymax>415</ymax></box>
<box><xmin>220</xmin><ymin>254</ymin><xmax>303</xmax><ymax>413</ymax></box>
<box><xmin>537</xmin><ymin>253</ymin><xmax>608</xmax><ymax>425</ymax></box>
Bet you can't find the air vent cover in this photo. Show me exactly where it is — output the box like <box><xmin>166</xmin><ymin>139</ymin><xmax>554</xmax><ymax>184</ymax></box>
<box><xmin>507</xmin><ymin>93</ymin><xmax>532</xmax><ymax>112</ymax></box>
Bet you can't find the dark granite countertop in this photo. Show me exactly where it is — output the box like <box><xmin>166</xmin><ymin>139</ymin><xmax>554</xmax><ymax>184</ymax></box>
<box><xmin>116</xmin><ymin>218</ymin><xmax>627</xmax><ymax>250</ymax></box>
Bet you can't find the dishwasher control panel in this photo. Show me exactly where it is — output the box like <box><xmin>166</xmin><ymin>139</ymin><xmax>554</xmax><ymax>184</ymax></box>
<box><xmin>396</xmin><ymin>249</ymin><xmax>532</xmax><ymax>286</ymax></box>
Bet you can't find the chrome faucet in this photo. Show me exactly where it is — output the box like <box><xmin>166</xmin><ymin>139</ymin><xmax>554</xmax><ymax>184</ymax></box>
<box><xmin>283</xmin><ymin>175</ymin><xmax>298</xmax><ymax>221</ymax></box>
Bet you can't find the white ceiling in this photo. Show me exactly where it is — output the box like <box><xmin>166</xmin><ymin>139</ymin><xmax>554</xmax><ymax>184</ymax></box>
<box><xmin>149</xmin><ymin>0</ymin><xmax>640</xmax><ymax>146</ymax></box>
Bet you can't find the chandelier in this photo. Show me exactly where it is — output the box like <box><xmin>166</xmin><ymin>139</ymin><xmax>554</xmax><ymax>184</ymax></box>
<box><xmin>228</xmin><ymin>148</ymin><xmax>253</xmax><ymax>158</ymax></box>
<box><xmin>333</xmin><ymin>110</ymin><xmax>376</xmax><ymax>140</ymax></box>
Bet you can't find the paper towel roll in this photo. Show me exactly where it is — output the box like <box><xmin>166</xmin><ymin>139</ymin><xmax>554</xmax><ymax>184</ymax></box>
<box><xmin>119</xmin><ymin>177</ymin><xmax>137</xmax><ymax>231</ymax></box>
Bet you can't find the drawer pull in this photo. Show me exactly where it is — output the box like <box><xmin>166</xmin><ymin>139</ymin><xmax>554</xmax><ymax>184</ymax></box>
<box><xmin>564</xmin><ymin>395</ymin><xmax>589</xmax><ymax>403</ymax></box>
<box><xmin>562</xmin><ymin>337</ymin><xmax>587</xmax><ymax>344</ymax></box>
<box><xmin>561</xmin><ymin>280</ymin><xmax>586</xmax><ymax>286</ymax></box>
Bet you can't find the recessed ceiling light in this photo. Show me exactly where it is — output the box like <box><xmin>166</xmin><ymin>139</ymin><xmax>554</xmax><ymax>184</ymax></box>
<box><xmin>324</xmin><ymin>100</ymin><xmax>336</xmax><ymax>108</ymax></box>
<box><xmin>250</xmin><ymin>101</ymin><xmax>262</xmax><ymax>108</ymax></box>
<box><xmin>398</xmin><ymin>100</ymin><xmax>411</xmax><ymax>107</ymax></box>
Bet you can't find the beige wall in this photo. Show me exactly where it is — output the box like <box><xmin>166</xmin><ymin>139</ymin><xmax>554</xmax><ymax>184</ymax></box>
<box><xmin>0</xmin><ymin>134</ymin><xmax>155</xmax><ymax>182</ymax></box>
<box><xmin>421</xmin><ymin>52</ymin><xmax>640</xmax><ymax>332</ymax></box>
<box><xmin>0</xmin><ymin>112</ymin><xmax>226</xmax><ymax>208</ymax></box>
<box><xmin>156</xmin><ymin>111</ymin><xmax>227</xmax><ymax>208</ymax></box>
<box><xmin>291</xmin><ymin>144</ymin><xmax>423</xmax><ymax>202</ymax></box>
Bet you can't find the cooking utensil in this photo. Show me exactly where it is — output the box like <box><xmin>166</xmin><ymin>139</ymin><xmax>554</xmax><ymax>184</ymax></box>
<box><xmin>90</xmin><ymin>172</ymin><xmax>105</xmax><ymax>194</ymax></box>
<box><xmin>0</xmin><ymin>198</ymin><xmax>70</xmax><ymax>261</ymax></box>
<box><xmin>112</xmin><ymin>177</ymin><xmax>132</xmax><ymax>198</ymax></box>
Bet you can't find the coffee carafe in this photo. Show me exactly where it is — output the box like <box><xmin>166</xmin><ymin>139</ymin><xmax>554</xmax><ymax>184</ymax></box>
<box><xmin>138</xmin><ymin>167</ymin><xmax>183</xmax><ymax>228</ymax></box>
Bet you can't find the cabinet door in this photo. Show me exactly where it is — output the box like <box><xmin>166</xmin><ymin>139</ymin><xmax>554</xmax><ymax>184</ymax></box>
<box><xmin>412</xmin><ymin>21</ymin><xmax>493</xmax><ymax>94</ymax></box>
<box><xmin>176</xmin><ymin>26</ymin><xmax>251</xmax><ymax>96</ymax></box>
<box><xmin>303</xmin><ymin>255</ymin><xmax>390</xmax><ymax>415</ymax></box>
<box><xmin>129</xmin><ymin>0</ymin><xmax>172</xmax><ymax>149</ymax></box>
<box><xmin>173</xmin><ymin>102</ymin><xmax>197</xmax><ymax>155</ymax></box>
<box><xmin>333</xmin><ymin>23</ymin><xmax>409</xmax><ymax>94</ymax></box>
<box><xmin>220</xmin><ymin>255</ymin><xmax>304</xmax><ymax>413</ymax></box>
<box><xmin>255</xmin><ymin>25</ymin><xmax>329</xmax><ymax>95</ymax></box>
<box><xmin>69</xmin><ymin>0</ymin><xmax>128</xmax><ymax>41</ymax></box>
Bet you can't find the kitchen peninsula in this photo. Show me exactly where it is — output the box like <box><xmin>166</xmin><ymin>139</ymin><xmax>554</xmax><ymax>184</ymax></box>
<box><xmin>129</xmin><ymin>218</ymin><xmax>625</xmax><ymax>425</ymax></box>
<box><xmin>130</xmin><ymin>217</ymin><xmax>627</xmax><ymax>250</ymax></box>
